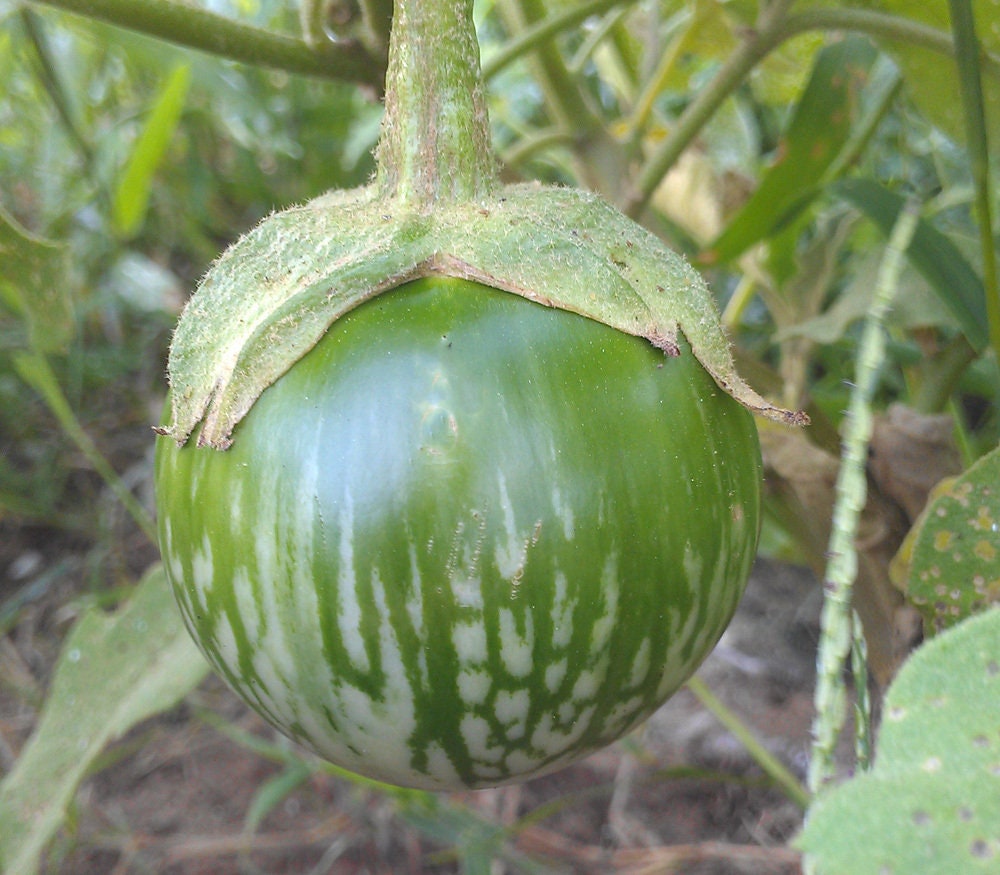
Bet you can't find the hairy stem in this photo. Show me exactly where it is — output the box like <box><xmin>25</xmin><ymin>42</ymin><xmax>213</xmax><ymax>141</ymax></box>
<box><xmin>374</xmin><ymin>0</ymin><xmax>498</xmax><ymax>205</ymax></box>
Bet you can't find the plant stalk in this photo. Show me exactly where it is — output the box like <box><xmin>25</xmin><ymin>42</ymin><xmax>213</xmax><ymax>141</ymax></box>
<box><xmin>686</xmin><ymin>677</ymin><xmax>810</xmax><ymax>809</ymax></box>
<box><xmin>626</xmin><ymin>0</ymin><xmax>793</xmax><ymax>218</ymax></box>
<box><xmin>627</xmin><ymin>4</ymin><xmax>1000</xmax><ymax>217</ymax></box>
<box><xmin>481</xmin><ymin>0</ymin><xmax>635</xmax><ymax>81</ymax></box>
<box><xmin>374</xmin><ymin>0</ymin><xmax>498</xmax><ymax>206</ymax></box>
<box><xmin>28</xmin><ymin>0</ymin><xmax>383</xmax><ymax>86</ymax></box>
<box><xmin>948</xmin><ymin>0</ymin><xmax>1000</xmax><ymax>361</ymax></box>
<box><xmin>807</xmin><ymin>201</ymin><xmax>919</xmax><ymax>794</ymax></box>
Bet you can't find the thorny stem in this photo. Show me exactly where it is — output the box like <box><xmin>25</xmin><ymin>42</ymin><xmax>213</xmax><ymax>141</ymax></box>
<box><xmin>374</xmin><ymin>0</ymin><xmax>498</xmax><ymax>206</ymax></box>
<box><xmin>807</xmin><ymin>201</ymin><xmax>920</xmax><ymax>795</ymax></box>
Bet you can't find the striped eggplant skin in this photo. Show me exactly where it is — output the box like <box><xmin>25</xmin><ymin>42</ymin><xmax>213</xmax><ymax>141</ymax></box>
<box><xmin>155</xmin><ymin>276</ymin><xmax>762</xmax><ymax>791</ymax></box>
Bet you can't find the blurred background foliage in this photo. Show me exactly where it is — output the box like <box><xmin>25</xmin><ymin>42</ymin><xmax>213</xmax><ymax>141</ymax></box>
<box><xmin>2</xmin><ymin>0</ymin><xmax>1000</xmax><ymax>871</ymax></box>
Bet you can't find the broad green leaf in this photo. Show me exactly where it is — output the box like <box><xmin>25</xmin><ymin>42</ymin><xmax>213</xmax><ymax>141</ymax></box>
<box><xmin>0</xmin><ymin>565</ymin><xmax>209</xmax><ymax>875</ymax></box>
<box><xmin>834</xmin><ymin>178</ymin><xmax>989</xmax><ymax>351</ymax></box>
<box><xmin>798</xmin><ymin>607</ymin><xmax>1000</xmax><ymax>873</ymax></box>
<box><xmin>702</xmin><ymin>36</ymin><xmax>878</xmax><ymax>265</ymax></box>
<box><xmin>112</xmin><ymin>64</ymin><xmax>191</xmax><ymax>239</ymax></box>
<box><xmin>895</xmin><ymin>444</ymin><xmax>1000</xmax><ymax>633</ymax></box>
<box><xmin>0</xmin><ymin>205</ymin><xmax>73</xmax><ymax>353</ymax></box>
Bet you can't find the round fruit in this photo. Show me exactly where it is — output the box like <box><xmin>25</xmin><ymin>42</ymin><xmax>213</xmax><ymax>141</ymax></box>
<box><xmin>155</xmin><ymin>276</ymin><xmax>762</xmax><ymax>790</ymax></box>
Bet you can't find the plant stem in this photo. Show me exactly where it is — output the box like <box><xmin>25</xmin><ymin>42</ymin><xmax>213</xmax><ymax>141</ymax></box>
<box><xmin>686</xmin><ymin>676</ymin><xmax>810</xmax><ymax>810</ymax></box>
<box><xmin>807</xmin><ymin>201</ymin><xmax>919</xmax><ymax>794</ymax></box>
<box><xmin>29</xmin><ymin>0</ymin><xmax>383</xmax><ymax>87</ymax></box>
<box><xmin>481</xmin><ymin>0</ymin><xmax>636</xmax><ymax>81</ymax></box>
<box><xmin>626</xmin><ymin>5</ymin><xmax>1000</xmax><ymax>217</ymax></box>
<box><xmin>948</xmin><ymin>0</ymin><xmax>1000</xmax><ymax>362</ymax></box>
<box><xmin>851</xmin><ymin>612</ymin><xmax>873</xmax><ymax>772</ymax></box>
<box><xmin>374</xmin><ymin>0</ymin><xmax>498</xmax><ymax>206</ymax></box>
<box><xmin>13</xmin><ymin>353</ymin><xmax>158</xmax><ymax>545</ymax></box>
<box><xmin>911</xmin><ymin>335</ymin><xmax>979</xmax><ymax>413</ymax></box>
<box><xmin>625</xmin><ymin>0</ymin><xmax>793</xmax><ymax>218</ymax></box>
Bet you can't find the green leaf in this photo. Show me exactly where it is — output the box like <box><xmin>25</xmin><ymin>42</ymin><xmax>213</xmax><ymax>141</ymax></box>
<box><xmin>703</xmin><ymin>36</ymin><xmax>878</xmax><ymax>264</ymax></box>
<box><xmin>897</xmin><ymin>444</ymin><xmax>1000</xmax><ymax>633</ymax></box>
<box><xmin>112</xmin><ymin>64</ymin><xmax>191</xmax><ymax>239</ymax></box>
<box><xmin>0</xmin><ymin>205</ymin><xmax>74</xmax><ymax>353</ymax></box>
<box><xmin>781</xmin><ymin>251</ymin><xmax>959</xmax><ymax>344</ymax></box>
<box><xmin>12</xmin><ymin>352</ymin><xmax>157</xmax><ymax>543</ymax></box>
<box><xmin>798</xmin><ymin>607</ymin><xmax>1000</xmax><ymax>873</ymax></box>
<box><xmin>834</xmin><ymin>178</ymin><xmax>989</xmax><ymax>351</ymax></box>
<box><xmin>856</xmin><ymin>0</ymin><xmax>1000</xmax><ymax>143</ymax></box>
<box><xmin>0</xmin><ymin>565</ymin><xmax>209</xmax><ymax>875</ymax></box>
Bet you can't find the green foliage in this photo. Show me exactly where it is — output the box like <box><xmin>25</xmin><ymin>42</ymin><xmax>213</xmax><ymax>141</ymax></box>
<box><xmin>1</xmin><ymin>0</ymin><xmax>999</xmax><ymax>870</ymax></box>
<box><xmin>705</xmin><ymin>36</ymin><xmax>879</xmax><ymax>266</ymax></box>
<box><xmin>111</xmin><ymin>63</ymin><xmax>192</xmax><ymax>239</ymax></box>
<box><xmin>0</xmin><ymin>565</ymin><xmax>209</xmax><ymax>875</ymax></box>
<box><xmin>835</xmin><ymin>178</ymin><xmax>989</xmax><ymax>352</ymax></box>
<box><xmin>0</xmin><ymin>206</ymin><xmax>74</xmax><ymax>354</ymax></box>
<box><xmin>798</xmin><ymin>607</ymin><xmax>1000</xmax><ymax>873</ymax></box>
<box><xmin>895</xmin><ymin>444</ymin><xmax>1000</xmax><ymax>632</ymax></box>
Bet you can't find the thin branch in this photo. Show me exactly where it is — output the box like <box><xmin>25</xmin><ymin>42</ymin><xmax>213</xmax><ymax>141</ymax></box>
<box><xmin>948</xmin><ymin>0</ymin><xmax>1000</xmax><ymax>360</ymax></box>
<box><xmin>624</xmin><ymin>4</ymin><xmax>787</xmax><ymax>218</ymax></box>
<box><xmin>626</xmin><ymin>5</ymin><xmax>1000</xmax><ymax>218</ymax></box>
<box><xmin>482</xmin><ymin>0</ymin><xmax>637</xmax><ymax>81</ymax></box>
<box><xmin>28</xmin><ymin>0</ymin><xmax>384</xmax><ymax>88</ymax></box>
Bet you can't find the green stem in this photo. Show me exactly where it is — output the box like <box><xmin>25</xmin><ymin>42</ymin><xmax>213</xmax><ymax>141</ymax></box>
<box><xmin>807</xmin><ymin>201</ymin><xmax>919</xmax><ymax>795</ymax></box>
<box><xmin>481</xmin><ymin>0</ymin><xmax>635</xmax><ymax>81</ymax></box>
<box><xmin>948</xmin><ymin>0</ymin><xmax>1000</xmax><ymax>361</ymax></box>
<box><xmin>29</xmin><ymin>0</ymin><xmax>383</xmax><ymax>86</ymax></box>
<box><xmin>851</xmin><ymin>612</ymin><xmax>873</xmax><ymax>772</ymax></box>
<box><xmin>12</xmin><ymin>352</ymin><xmax>158</xmax><ymax>545</ymax></box>
<box><xmin>20</xmin><ymin>8</ymin><xmax>95</xmax><ymax>171</ymax></box>
<box><xmin>686</xmin><ymin>676</ymin><xmax>810</xmax><ymax>810</ymax></box>
<box><xmin>501</xmin><ymin>127</ymin><xmax>577</xmax><ymax>170</ymax></box>
<box><xmin>503</xmin><ymin>0</ymin><xmax>591</xmax><ymax>122</ymax></box>
<box><xmin>627</xmin><ymin>5</ymin><xmax>1000</xmax><ymax>217</ymax></box>
<box><xmin>626</xmin><ymin>0</ymin><xmax>793</xmax><ymax>217</ymax></box>
<box><xmin>374</xmin><ymin>0</ymin><xmax>498</xmax><ymax>206</ymax></box>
